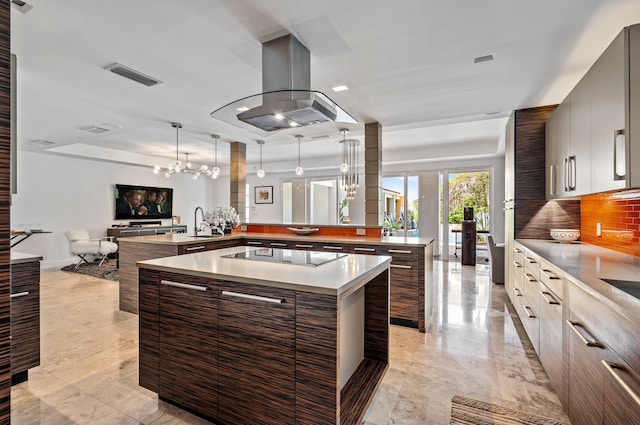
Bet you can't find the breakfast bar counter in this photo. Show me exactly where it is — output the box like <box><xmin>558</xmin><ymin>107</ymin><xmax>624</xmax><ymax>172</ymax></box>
<box><xmin>137</xmin><ymin>246</ymin><xmax>391</xmax><ymax>425</ymax></box>
<box><xmin>119</xmin><ymin>232</ymin><xmax>433</xmax><ymax>333</ymax></box>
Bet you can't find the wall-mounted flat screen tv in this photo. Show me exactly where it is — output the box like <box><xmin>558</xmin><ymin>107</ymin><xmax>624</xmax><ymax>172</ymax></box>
<box><xmin>115</xmin><ymin>184</ymin><xmax>173</xmax><ymax>220</ymax></box>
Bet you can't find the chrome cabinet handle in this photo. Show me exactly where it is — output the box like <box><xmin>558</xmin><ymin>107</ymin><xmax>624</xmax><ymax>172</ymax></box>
<box><xmin>185</xmin><ymin>245</ymin><xmax>205</xmax><ymax>251</ymax></box>
<box><xmin>354</xmin><ymin>247</ymin><xmax>376</xmax><ymax>252</ymax></box>
<box><xmin>564</xmin><ymin>157</ymin><xmax>569</xmax><ymax>192</ymax></box>
<box><xmin>513</xmin><ymin>261</ymin><xmax>523</xmax><ymax>268</ymax></box>
<box><xmin>540</xmin><ymin>269</ymin><xmax>560</xmax><ymax>280</ymax></box>
<box><xmin>161</xmin><ymin>280</ymin><xmax>207</xmax><ymax>292</ymax></box>
<box><xmin>567</xmin><ymin>320</ymin><xmax>603</xmax><ymax>347</ymax></box>
<box><xmin>390</xmin><ymin>264</ymin><xmax>411</xmax><ymax>269</ymax></box>
<box><xmin>513</xmin><ymin>288</ymin><xmax>522</xmax><ymax>297</ymax></box>
<box><xmin>525</xmin><ymin>256</ymin><xmax>537</xmax><ymax>264</ymax></box>
<box><xmin>540</xmin><ymin>291</ymin><xmax>560</xmax><ymax>305</ymax></box>
<box><xmin>247</xmin><ymin>241</ymin><xmax>263</xmax><ymax>245</ymax></box>
<box><xmin>221</xmin><ymin>290</ymin><xmax>283</xmax><ymax>304</ymax></box>
<box><xmin>525</xmin><ymin>273</ymin><xmax>537</xmax><ymax>282</ymax></box>
<box><xmin>295</xmin><ymin>244</ymin><xmax>313</xmax><ymax>248</ymax></box>
<box><xmin>569</xmin><ymin>155</ymin><xmax>577</xmax><ymax>191</ymax></box>
<box><xmin>270</xmin><ymin>242</ymin><xmax>287</xmax><ymax>247</ymax></box>
<box><xmin>323</xmin><ymin>245</ymin><xmax>343</xmax><ymax>250</ymax></box>
<box><xmin>388</xmin><ymin>249</ymin><xmax>411</xmax><ymax>254</ymax></box>
<box><xmin>10</xmin><ymin>291</ymin><xmax>29</xmax><ymax>298</ymax></box>
<box><xmin>602</xmin><ymin>360</ymin><xmax>640</xmax><ymax>408</ymax></box>
<box><xmin>550</xmin><ymin>165</ymin><xmax>556</xmax><ymax>196</ymax></box>
<box><xmin>524</xmin><ymin>306</ymin><xmax>536</xmax><ymax>318</ymax></box>
<box><xmin>613</xmin><ymin>129</ymin><xmax>626</xmax><ymax>181</ymax></box>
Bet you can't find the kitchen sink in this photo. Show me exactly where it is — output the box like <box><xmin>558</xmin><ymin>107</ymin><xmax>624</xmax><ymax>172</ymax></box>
<box><xmin>600</xmin><ymin>278</ymin><xmax>640</xmax><ymax>300</ymax></box>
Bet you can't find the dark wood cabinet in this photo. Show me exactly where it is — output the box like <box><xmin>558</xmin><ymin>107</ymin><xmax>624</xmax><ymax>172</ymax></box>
<box><xmin>218</xmin><ymin>281</ymin><xmax>296</xmax><ymax>425</ymax></box>
<box><xmin>10</xmin><ymin>260</ymin><xmax>41</xmax><ymax>382</ymax></box>
<box><xmin>158</xmin><ymin>273</ymin><xmax>218</xmax><ymax>419</ymax></box>
<box><xmin>346</xmin><ymin>244</ymin><xmax>428</xmax><ymax>331</ymax></box>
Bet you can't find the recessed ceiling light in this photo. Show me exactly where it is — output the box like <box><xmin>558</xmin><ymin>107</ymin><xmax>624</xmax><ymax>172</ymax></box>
<box><xmin>236</xmin><ymin>106</ymin><xmax>249</xmax><ymax>112</ymax></box>
<box><xmin>332</xmin><ymin>85</ymin><xmax>349</xmax><ymax>92</ymax></box>
<box><xmin>474</xmin><ymin>54</ymin><xmax>494</xmax><ymax>64</ymax></box>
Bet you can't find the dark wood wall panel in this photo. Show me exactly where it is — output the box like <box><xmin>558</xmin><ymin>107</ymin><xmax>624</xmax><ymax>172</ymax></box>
<box><xmin>364</xmin><ymin>269</ymin><xmax>389</xmax><ymax>362</ymax></box>
<box><xmin>0</xmin><ymin>3</ymin><xmax>10</xmax><ymax>423</ymax></box>
<box><xmin>119</xmin><ymin>242</ymin><xmax>177</xmax><ymax>313</ymax></box>
<box><xmin>513</xmin><ymin>106</ymin><xmax>581</xmax><ymax>239</ymax></box>
<box><xmin>138</xmin><ymin>268</ymin><xmax>160</xmax><ymax>392</ymax></box>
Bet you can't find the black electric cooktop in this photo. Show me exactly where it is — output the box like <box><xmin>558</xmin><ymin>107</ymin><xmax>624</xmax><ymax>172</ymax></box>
<box><xmin>222</xmin><ymin>248</ymin><xmax>346</xmax><ymax>267</ymax></box>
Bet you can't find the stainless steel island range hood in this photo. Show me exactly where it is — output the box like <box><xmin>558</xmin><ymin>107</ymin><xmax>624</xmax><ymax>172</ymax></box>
<box><xmin>211</xmin><ymin>34</ymin><xmax>356</xmax><ymax>135</ymax></box>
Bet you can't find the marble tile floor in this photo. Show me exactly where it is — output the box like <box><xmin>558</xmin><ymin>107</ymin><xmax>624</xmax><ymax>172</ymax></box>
<box><xmin>10</xmin><ymin>262</ymin><xmax>570</xmax><ymax>424</ymax></box>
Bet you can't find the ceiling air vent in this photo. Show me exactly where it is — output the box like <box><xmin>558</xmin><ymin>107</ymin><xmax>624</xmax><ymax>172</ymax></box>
<box><xmin>26</xmin><ymin>139</ymin><xmax>54</xmax><ymax>147</ymax></box>
<box><xmin>77</xmin><ymin>123</ymin><xmax>122</xmax><ymax>134</ymax></box>
<box><xmin>104</xmin><ymin>63</ymin><xmax>163</xmax><ymax>87</ymax></box>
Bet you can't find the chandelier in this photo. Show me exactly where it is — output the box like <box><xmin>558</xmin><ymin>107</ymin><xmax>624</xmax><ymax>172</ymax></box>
<box><xmin>153</xmin><ymin>122</ymin><xmax>213</xmax><ymax>180</ymax></box>
<box><xmin>339</xmin><ymin>128</ymin><xmax>359</xmax><ymax>199</ymax></box>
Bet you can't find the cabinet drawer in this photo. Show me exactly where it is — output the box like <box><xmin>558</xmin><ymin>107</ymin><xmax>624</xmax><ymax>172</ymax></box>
<box><xmin>350</xmin><ymin>245</ymin><xmax>384</xmax><ymax>255</ymax></box>
<box><xmin>522</xmin><ymin>270</ymin><xmax>540</xmax><ymax>308</ymax></box>
<box><xmin>513</xmin><ymin>244</ymin><xmax>525</xmax><ymax>265</ymax></box>
<box><xmin>291</xmin><ymin>242</ymin><xmax>316</xmax><ymax>251</ymax></box>
<box><xmin>515</xmin><ymin>293</ymin><xmax>539</xmax><ymax>353</ymax></box>
<box><xmin>538</xmin><ymin>259</ymin><xmax>563</xmax><ymax>299</ymax></box>
<box><xmin>218</xmin><ymin>281</ymin><xmax>296</xmax><ymax>425</ymax></box>
<box><xmin>267</xmin><ymin>240</ymin><xmax>290</xmax><ymax>248</ymax></box>
<box><xmin>570</xmin><ymin>281</ymin><xmax>640</xmax><ymax>378</ymax></box>
<box><xmin>523</xmin><ymin>249</ymin><xmax>539</xmax><ymax>277</ymax></box>
<box><xmin>389</xmin><ymin>266</ymin><xmax>419</xmax><ymax>322</ymax></box>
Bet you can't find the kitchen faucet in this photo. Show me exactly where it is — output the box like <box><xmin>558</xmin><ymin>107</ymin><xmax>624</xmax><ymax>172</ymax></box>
<box><xmin>194</xmin><ymin>206</ymin><xmax>205</xmax><ymax>237</ymax></box>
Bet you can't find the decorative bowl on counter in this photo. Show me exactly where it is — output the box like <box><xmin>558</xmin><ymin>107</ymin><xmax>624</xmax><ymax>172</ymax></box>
<box><xmin>287</xmin><ymin>227</ymin><xmax>319</xmax><ymax>236</ymax></box>
<box><xmin>550</xmin><ymin>229</ymin><xmax>580</xmax><ymax>242</ymax></box>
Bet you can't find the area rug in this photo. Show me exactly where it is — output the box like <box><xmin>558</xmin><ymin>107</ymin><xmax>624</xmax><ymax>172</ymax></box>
<box><xmin>450</xmin><ymin>395</ymin><xmax>567</xmax><ymax>425</ymax></box>
<box><xmin>60</xmin><ymin>260</ymin><xmax>119</xmax><ymax>282</ymax></box>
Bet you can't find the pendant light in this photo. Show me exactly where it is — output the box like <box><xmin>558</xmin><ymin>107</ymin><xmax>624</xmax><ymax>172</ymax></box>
<box><xmin>339</xmin><ymin>128</ymin><xmax>359</xmax><ymax>200</ymax></box>
<box><xmin>256</xmin><ymin>140</ymin><xmax>266</xmax><ymax>178</ymax></box>
<box><xmin>153</xmin><ymin>122</ymin><xmax>212</xmax><ymax>179</ymax></box>
<box><xmin>295</xmin><ymin>134</ymin><xmax>304</xmax><ymax>176</ymax></box>
<box><xmin>211</xmin><ymin>134</ymin><xmax>221</xmax><ymax>179</ymax></box>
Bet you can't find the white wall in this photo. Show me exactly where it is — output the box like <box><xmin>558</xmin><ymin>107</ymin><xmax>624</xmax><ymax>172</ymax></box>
<box><xmin>11</xmin><ymin>151</ymin><xmax>227</xmax><ymax>268</ymax></box>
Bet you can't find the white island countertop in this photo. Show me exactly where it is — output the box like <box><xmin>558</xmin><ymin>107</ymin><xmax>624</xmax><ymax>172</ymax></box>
<box><xmin>518</xmin><ymin>239</ymin><xmax>640</xmax><ymax>324</ymax></box>
<box><xmin>137</xmin><ymin>245</ymin><xmax>392</xmax><ymax>296</ymax></box>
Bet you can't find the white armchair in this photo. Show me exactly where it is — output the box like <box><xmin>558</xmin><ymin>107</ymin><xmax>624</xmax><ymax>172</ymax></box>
<box><xmin>64</xmin><ymin>229</ymin><xmax>118</xmax><ymax>268</ymax></box>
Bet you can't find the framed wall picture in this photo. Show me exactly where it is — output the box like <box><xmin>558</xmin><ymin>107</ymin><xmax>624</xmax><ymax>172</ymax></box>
<box><xmin>255</xmin><ymin>186</ymin><xmax>273</xmax><ymax>204</ymax></box>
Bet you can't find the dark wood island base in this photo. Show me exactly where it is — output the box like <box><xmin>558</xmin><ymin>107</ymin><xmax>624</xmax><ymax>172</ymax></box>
<box><xmin>138</xmin><ymin>249</ymin><xmax>390</xmax><ymax>425</ymax></box>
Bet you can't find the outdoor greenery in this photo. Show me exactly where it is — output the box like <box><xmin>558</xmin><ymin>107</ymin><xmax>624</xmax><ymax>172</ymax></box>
<box><xmin>447</xmin><ymin>172</ymin><xmax>490</xmax><ymax>230</ymax></box>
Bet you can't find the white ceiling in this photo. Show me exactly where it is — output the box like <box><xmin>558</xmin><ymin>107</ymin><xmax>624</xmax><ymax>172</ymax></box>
<box><xmin>10</xmin><ymin>0</ymin><xmax>640</xmax><ymax>172</ymax></box>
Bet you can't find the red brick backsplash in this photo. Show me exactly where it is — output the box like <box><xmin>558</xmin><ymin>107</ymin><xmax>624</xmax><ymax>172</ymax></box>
<box><xmin>581</xmin><ymin>189</ymin><xmax>640</xmax><ymax>257</ymax></box>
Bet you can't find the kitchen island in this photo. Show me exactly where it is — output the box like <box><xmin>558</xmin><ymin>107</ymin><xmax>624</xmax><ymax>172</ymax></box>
<box><xmin>137</xmin><ymin>246</ymin><xmax>391</xmax><ymax>425</ymax></box>
<box><xmin>120</xmin><ymin>231</ymin><xmax>433</xmax><ymax>331</ymax></box>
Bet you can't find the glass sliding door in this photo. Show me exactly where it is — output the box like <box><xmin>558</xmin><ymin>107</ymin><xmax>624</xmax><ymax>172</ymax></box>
<box><xmin>446</xmin><ymin>169</ymin><xmax>490</xmax><ymax>261</ymax></box>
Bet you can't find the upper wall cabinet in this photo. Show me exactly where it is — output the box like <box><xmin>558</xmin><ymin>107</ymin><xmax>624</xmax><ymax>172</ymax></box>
<box><xmin>546</xmin><ymin>24</ymin><xmax>639</xmax><ymax>199</ymax></box>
